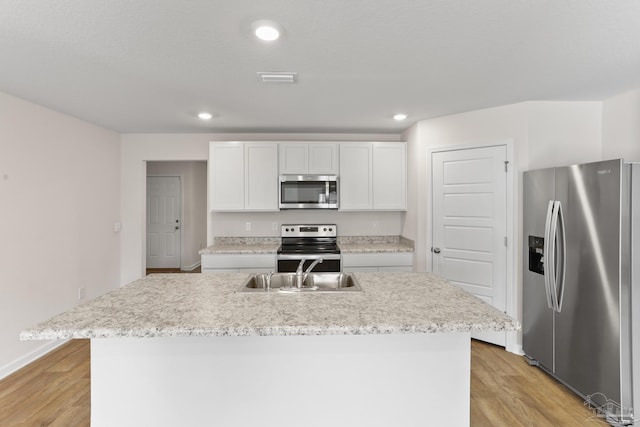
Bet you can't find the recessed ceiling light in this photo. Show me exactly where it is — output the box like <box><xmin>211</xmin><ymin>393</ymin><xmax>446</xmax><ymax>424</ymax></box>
<box><xmin>257</xmin><ymin>72</ymin><xmax>297</xmax><ymax>84</ymax></box>
<box><xmin>393</xmin><ymin>113</ymin><xmax>408</xmax><ymax>121</ymax></box>
<box><xmin>252</xmin><ymin>20</ymin><xmax>281</xmax><ymax>41</ymax></box>
<box><xmin>198</xmin><ymin>112</ymin><xmax>213</xmax><ymax>120</ymax></box>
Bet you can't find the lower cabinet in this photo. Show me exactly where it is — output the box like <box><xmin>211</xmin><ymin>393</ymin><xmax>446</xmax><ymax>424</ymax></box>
<box><xmin>201</xmin><ymin>254</ymin><xmax>276</xmax><ymax>273</ymax></box>
<box><xmin>342</xmin><ymin>253</ymin><xmax>413</xmax><ymax>272</ymax></box>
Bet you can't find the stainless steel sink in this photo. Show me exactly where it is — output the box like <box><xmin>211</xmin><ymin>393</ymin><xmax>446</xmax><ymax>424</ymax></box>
<box><xmin>238</xmin><ymin>272</ymin><xmax>362</xmax><ymax>293</ymax></box>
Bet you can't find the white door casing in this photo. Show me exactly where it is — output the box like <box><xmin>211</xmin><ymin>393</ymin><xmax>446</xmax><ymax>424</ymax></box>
<box><xmin>147</xmin><ymin>176</ymin><xmax>181</xmax><ymax>269</ymax></box>
<box><xmin>432</xmin><ymin>146</ymin><xmax>507</xmax><ymax>346</ymax></box>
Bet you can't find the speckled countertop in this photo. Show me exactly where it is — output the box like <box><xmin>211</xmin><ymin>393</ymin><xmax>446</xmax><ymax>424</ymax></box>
<box><xmin>338</xmin><ymin>236</ymin><xmax>414</xmax><ymax>253</ymax></box>
<box><xmin>199</xmin><ymin>236</ymin><xmax>415</xmax><ymax>255</ymax></box>
<box><xmin>21</xmin><ymin>272</ymin><xmax>518</xmax><ymax>340</ymax></box>
<box><xmin>199</xmin><ymin>237</ymin><xmax>280</xmax><ymax>255</ymax></box>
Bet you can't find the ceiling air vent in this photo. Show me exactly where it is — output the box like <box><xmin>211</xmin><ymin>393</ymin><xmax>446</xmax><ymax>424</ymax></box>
<box><xmin>257</xmin><ymin>72</ymin><xmax>297</xmax><ymax>84</ymax></box>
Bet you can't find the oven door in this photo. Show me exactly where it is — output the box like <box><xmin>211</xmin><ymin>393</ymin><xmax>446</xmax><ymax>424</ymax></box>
<box><xmin>277</xmin><ymin>254</ymin><xmax>341</xmax><ymax>273</ymax></box>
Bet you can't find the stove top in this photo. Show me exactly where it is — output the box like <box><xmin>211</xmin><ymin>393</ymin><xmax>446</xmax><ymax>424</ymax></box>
<box><xmin>277</xmin><ymin>243</ymin><xmax>340</xmax><ymax>255</ymax></box>
<box><xmin>278</xmin><ymin>224</ymin><xmax>339</xmax><ymax>255</ymax></box>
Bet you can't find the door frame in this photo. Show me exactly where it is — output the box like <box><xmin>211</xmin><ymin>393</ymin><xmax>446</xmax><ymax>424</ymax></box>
<box><xmin>145</xmin><ymin>173</ymin><xmax>184</xmax><ymax>270</ymax></box>
<box><xmin>427</xmin><ymin>139</ymin><xmax>519</xmax><ymax>354</ymax></box>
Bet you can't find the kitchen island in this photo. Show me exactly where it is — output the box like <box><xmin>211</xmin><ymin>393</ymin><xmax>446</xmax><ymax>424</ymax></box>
<box><xmin>22</xmin><ymin>272</ymin><xmax>518</xmax><ymax>427</ymax></box>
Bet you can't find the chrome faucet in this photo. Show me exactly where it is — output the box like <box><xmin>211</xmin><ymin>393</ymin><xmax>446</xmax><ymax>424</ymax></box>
<box><xmin>305</xmin><ymin>258</ymin><xmax>323</xmax><ymax>274</ymax></box>
<box><xmin>295</xmin><ymin>258</ymin><xmax>323</xmax><ymax>288</ymax></box>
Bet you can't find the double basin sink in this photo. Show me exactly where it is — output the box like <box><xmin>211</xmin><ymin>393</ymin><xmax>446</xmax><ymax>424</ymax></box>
<box><xmin>238</xmin><ymin>272</ymin><xmax>362</xmax><ymax>293</ymax></box>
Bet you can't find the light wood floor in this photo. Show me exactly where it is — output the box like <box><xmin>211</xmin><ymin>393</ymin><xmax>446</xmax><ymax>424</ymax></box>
<box><xmin>0</xmin><ymin>340</ymin><xmax>90</xmax><ymax>427</ymax></box>
<box><xmin>470</xmin><ymin>340</ymin><xmax>608</xmax><ymax>426</ymax></box>
<box><xmin>0</xmin><ymin>339</ymin><xmax>608</xmax><ymax>426</ymax></box>
<box><xmin>146</xmin><ymin>266</ymin><xmax>201</xmax><ymax>275</ymax></box>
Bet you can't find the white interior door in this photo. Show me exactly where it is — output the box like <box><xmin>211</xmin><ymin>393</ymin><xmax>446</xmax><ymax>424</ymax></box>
<box><xmin>147</xmin><ymin>176</ymin><xmax>181</xmax><ymax>269</ymax></box>
<box><xmin>432</xmin><ymin>146</ymin><xmax>507</xmax><ymax>346</ymax></box>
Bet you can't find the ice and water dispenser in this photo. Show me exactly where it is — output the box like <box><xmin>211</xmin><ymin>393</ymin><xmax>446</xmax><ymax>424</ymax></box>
<box><xmin>528</xmin><ymin>236</ymin><xmax>545</xmax><ymax>275</ymax></box>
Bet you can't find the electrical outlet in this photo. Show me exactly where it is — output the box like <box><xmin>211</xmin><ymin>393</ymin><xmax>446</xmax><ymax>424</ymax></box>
<box><xmin>272</xmin><ymin>222</ymin><xmax>278</xmax><ymax>231</ymax></box>
<box><xmin>245</xmin><ymin>222</ymin><xmax>251</xmax><ymax>231</ymax></box>
<box><xmin>77</xmin><ymin>287</ymin><xmax>85</xmax><ymax>300</ymax></box>
<box><xmin>372</xmin><ymin>221</ymin><xmax>379</xmax><ymax>230</ymax></box>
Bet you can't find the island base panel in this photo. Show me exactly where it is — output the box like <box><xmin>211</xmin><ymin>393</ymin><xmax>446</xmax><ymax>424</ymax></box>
<box><xmin>91</xmin><ymin>333</ymin><xmax>471</xmax><ymax>427</ymax></box>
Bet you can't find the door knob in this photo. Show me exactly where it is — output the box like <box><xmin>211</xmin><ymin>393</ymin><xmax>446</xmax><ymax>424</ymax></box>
<box><xmin>175</xmin><ymin>226</ymin><xmax>180</xmax><ymax>230</ymax></box>
<box><xmin>432</xmin><ymin>247</ymin><xmax>441</xmax><ymax>254</ymax></box>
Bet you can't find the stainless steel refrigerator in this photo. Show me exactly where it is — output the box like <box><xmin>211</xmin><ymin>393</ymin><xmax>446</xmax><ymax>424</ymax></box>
<box><xmin>523</xmin><ymin>158</ymin><xmax>639</xmax><ymax>425</ymax></box>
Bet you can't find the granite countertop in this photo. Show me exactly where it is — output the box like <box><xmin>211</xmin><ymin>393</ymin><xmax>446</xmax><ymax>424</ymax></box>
<box><xmin>199</xmin><ymin>236</ymin><xmax>415</xmax><ymax>255</ymax></box>
<box><xmin>199</xmin><ymin>237</ymin><xmax>280</xmax><ymax>255</ymax></box>
<box><xmin>21</xmin><ymin>272</ymin><xmax>518</xmax><ymax>340</ymax></box>
<box><xmin>338</xmin><ymin>236</ymin><xmax>414</xmax><ymax>253</ymax></box>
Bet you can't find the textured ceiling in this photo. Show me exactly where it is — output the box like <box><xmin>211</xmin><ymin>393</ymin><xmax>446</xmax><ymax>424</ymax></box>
<box><xmin>1</xmin><ymin>0</ymin><xmax>639</xmax><ymax>134</ymax></box>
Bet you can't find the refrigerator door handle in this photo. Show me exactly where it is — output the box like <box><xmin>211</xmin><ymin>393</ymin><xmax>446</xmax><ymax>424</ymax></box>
<box><xmin>549</xmin><ymin>201</ymin><xmax>561</xmax><ymax>311</ymax></box>
<box><xmin>554</xmin><ymin>201</ymin><xmax>567</xmax><ymax>312</ymax></box>
<box><xmin>543</xmin><ymin>200</ymin><xmax>555</xmax><ymax>310</ymax></box>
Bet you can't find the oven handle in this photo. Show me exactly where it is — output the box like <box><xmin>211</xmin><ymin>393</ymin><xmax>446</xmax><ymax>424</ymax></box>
<box><xmin>277</xmin><ymin>254</ymin><xmax>341</xmax><ymax>261</ymax></box>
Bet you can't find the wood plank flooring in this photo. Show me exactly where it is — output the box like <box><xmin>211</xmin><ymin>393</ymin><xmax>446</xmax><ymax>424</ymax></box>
<box><xmin>146</xmin><ymin>266</ymin><xmax>201</xmax><ymax>275</ymax></box>
<box><xmin>0</xmin><ymin>340</ymin><xmax>90</xmax><ymax>427</ymax></box>
<box><xmin>470</xmin><ymin>340</ymin><xmax>608</xmax><ymax>426</ymax></box>
<box><xmin>0</xmin><ymin>339</ymin><xmax>610</xmax><ymax>426</ymax></box>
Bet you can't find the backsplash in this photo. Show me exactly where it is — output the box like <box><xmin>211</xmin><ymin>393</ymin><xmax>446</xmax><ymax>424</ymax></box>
<box><xmin>210</xmin><ymin>210</ymin><xmax>405</xmax><ymax>237</ymax></box>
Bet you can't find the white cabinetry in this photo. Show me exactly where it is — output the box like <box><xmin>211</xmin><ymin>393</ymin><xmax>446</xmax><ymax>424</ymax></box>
<box><xmin>339</xmin><ymin>144</ymin><xmax>372</xmax><ymax>210</ymax></box>
<box><xmin>339</xmin><ymin>142</ymin><xmax>406</xmax><ymax>211</ymax></box>
<box><xmin>372</xmin><ymin>143</ymin><xmax>407</xmax><ymax>210</ymax></box>
<box><xmin>209</xmin><ymin>143</ymin><xmax>244</xmax><ymax>210</ymax></box>
<box><xmin>201</xmin><ymin>254</ymin><xmax>275</xmax><ymax>273</ymax></box>
<box><xmin>209</xmin><ymin>142</ymin><xmax>279</xmax><ymax>211</ymax></box>
<box><xmin>279</xmin><ymin>143</ymin><xmax>338</xmax><ymax>175</ymax></box>
<box><xmin>342</xmin><ymin>252</ymin><xmax>413</xmax><ymax>272</ymax></box>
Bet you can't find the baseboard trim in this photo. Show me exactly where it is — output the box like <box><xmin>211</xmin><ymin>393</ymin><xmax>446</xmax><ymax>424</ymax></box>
<box><xmin>505</xmin><ymin>331</ymin><xmax>523</xmax><ymax>355</ymax></box>
<box><xmin>506</xmin><ymin>343</ymin><xmax>524</xmax><ymax>356</ymax></box>
<box><xmin>181</xmin><ymin>261</ymin><xmax>201</xmax><ymax>272</ymax></box>
<box><xmin>0</xmin><ymin>339</ymin><xmax>69</xmax><ymax>380</ymax></box>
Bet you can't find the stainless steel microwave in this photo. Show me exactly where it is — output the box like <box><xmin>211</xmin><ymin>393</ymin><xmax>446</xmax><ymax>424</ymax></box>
<box><xmin>279</xmin><ymin>175</ymin><xmax>338</xmax><ymax>209</ymax></box>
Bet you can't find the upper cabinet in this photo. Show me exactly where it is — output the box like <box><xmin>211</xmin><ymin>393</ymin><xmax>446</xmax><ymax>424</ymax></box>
<box><xmin>209</xmin><ymin>141</ymin><xmax>405</xmax><ymax>212</ymax></box>
<box><xmin>279</xmin><ymin>143</ymin><xmax>338</xmax><ymax>175</ymax></box>
<box><xmin>339</xmin><ymin>144</ymin><xmax>372</xmax><ymax>210</ymax></box>
<box><xmin>372</xmin><ymin>143</ymin><xmax>407</xmax><ymax>210</ymax></box>
<box><xmin>339</xmin><ymin>142</ymin><xmax>406</xmax><ymax>211</ymax></box>
<box><xmin>209</xmin><ymin>142</ymin><xmax>279</xmax><ymax>211</ymax></box>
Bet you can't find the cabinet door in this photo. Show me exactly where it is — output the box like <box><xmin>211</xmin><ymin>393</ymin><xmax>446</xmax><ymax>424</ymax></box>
<box><xmin>373</xmin><ymin>143</ymin><xmax>406</xmax><ymax>210</ymax></box>
<box><xmin>308</xmin><ymin>143</ymin><xmax>338</xmax><ymax>174</ymax></box>
<box><xmin>339</xmin><ymin>144</ymin><xmax>372</xmax><ymax>210</ymax></box>
<box><xmin>210</xmin><ymin>143</ymin><xmax>244</xmax><ymax>211</ymax></box>
<box><xmin>279</xmin><ymin>143</ymin><xmax>308</xmax><ymax>174</ymax></box>
<box><xmin>245</xmin><ymin>143</ymin><xmax>279</xmax><ymax>211</ymax></box>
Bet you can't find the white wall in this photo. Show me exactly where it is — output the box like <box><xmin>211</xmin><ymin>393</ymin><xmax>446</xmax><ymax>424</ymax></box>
<box><xmin>147</xmin><ymin>161</ymin><xmax>207</xmax><ymax>270</ymax></box>
<box><xmin>120</xmin><ymin>133</ymin><xmax>401</xmax><ymax>284</ymax></box>
<box><xmin>403</xmin><ymin>100</ymin><xmax>603</xmax><ymax>353</ymax></box>
<box><xmin>602</xmin><ymin>89</ymin><xmax>640</xmax><ymax>161</ymax></box>
<box><xmin>527</xmin><ymin>101</ymin><xmax>602</xmax><ymax>169</ymax></box>
<box><xmin>402</xmin><ymin>102</ymin><xmax>530</xmax><ymax>272</ymax></box>
<box><xmin>120</xmin><ymin>135</ymin><xmax>209</xmax><ymax>284</ymax></box>
<box><xmin>0</xmin><ymin>91</ymin><xmax>120</xmax><ymax>378</ymax></box>
<box><xmin>211</xmin><ymin>211</ymin><xmax>403</xmax><ymax>238</ymax></box>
